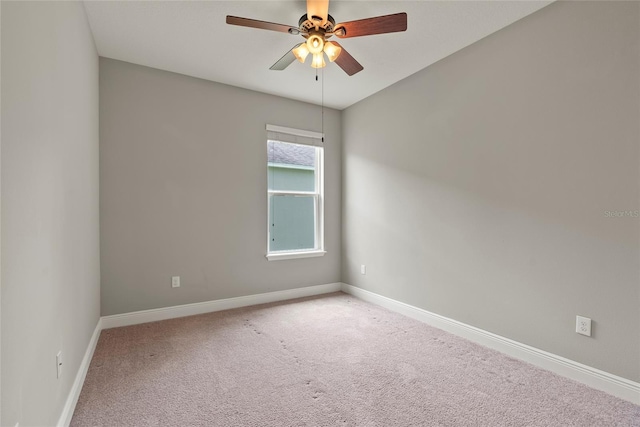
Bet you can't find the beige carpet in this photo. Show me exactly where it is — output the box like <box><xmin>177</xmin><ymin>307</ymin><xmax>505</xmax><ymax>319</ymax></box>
<box><xmin>71</xmin><ymin>292</ymin><xmax>639</xmax><ymax>426</ymax></box>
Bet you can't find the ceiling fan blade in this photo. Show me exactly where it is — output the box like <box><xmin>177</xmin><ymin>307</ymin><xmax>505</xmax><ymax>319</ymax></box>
<box><xmin>226</xmin><ymin>16</ymin><xmax>299</xmax><ymax>34</ymax></box>
<box><xmin>332</xmin><ymin>42</ymin><xmax>363</xmax><ymax>76</ymax></box>
<box><xmin>334</xmin><ymin>12</ymin><xmax>407</xmax><ymax>38</ymax></box>
<box><xmin>307</xmin><ymin>0</ymin><xmax>329</xmax><ymax>24</ymax></box>
<box><xmin>269</xmin><ymin>45</ymin><xmax>300</xmax><ymax>71</ymax></box>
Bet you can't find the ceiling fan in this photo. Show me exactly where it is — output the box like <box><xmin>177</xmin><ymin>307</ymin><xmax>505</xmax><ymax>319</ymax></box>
<box><xmin>226</xmin><ymin>0</ymin><xmax>407</xmax><ymax>76</ymax></box>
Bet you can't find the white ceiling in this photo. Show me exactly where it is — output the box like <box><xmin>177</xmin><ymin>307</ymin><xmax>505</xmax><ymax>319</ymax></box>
<box><xmin>83</xmin><ymin>1</ymin><xmax>552</xmax><ymax>110</ymax></box>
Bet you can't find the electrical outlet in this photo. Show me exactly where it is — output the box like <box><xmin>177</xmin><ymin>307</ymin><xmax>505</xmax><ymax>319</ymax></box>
<box><xmin>360</xmin><ymin>265</ymin><xmax>366</xmax><ymax>275</ymax></box>
<box><xmin>171</xmin><ymin>276</ymin><xmax>180</xmax><ymax>288</ymax></box>
<box><xmin>576</xmin><ymin>315</ymin><xmax>592</xmax><ymax>337</ymax></box>
<box><xmin>56</xmin><ymin>351</ymin><xmax>62</xmax><ymax>379</ymax></box>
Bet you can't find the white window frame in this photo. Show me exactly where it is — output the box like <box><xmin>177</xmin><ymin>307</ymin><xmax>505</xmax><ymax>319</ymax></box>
<box><xmin>266</xmin><ymin>125</ymin><xmax>325</xmax><ymax>261</ymax></box>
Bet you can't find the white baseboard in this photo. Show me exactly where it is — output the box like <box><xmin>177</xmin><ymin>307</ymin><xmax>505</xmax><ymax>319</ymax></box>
<box><xmin>101</xmin><ymin>282</ymin><xmax>342</xmax><ymax>329</ymax></box>
<box><xmin>57</xmin><ymin>318</ymin><xmax>103</xmax><ymax>427</ymax></box>
<box><xmin>340</xmin><ymin>283</ymin><xmax>640</xmax><ymax>405</ymax></box>
<box><xmin>58</xmin><ymin>281</ymin><xmax>638</xmax><ymax>427</ymax></box>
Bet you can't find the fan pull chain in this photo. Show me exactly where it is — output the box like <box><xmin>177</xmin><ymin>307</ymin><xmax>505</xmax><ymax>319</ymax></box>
<box><xmin>321</xmin><ymin>66</ymin><xmax>324</xmax><ymax>143</ymax></box>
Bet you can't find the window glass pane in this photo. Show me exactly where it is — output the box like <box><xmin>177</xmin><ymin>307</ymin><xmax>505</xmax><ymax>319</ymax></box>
<box><xmin>268</xmin><ymin>140</ymin><xmax>316</xmax><ymax>192</ymax></box>
<box><xmin>269</xmin><ymin>195</ymin><xmax>316</xmax><ymax>252</ymax></box>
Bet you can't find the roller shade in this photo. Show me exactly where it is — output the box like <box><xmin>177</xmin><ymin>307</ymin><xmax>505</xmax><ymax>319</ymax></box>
<box><xmin>266</xmin><ymin>124</ymin><xmax>324</xmax><ymax>147</ymax></box>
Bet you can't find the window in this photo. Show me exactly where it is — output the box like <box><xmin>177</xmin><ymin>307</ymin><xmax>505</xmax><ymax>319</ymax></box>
<box><xmin>266</xmin><ymin>125</ymin><xmax>324</xmax><ymax>261</ymax></box>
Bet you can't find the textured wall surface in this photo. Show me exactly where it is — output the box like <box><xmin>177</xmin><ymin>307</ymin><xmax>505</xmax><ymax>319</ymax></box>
<box><xmin>100</xmin><ymin>58</ymin><xmax>341</xmax><ymax>316</ymax></box>
<box><xmin>1</xmin><ymin>2</ymin><xmax>101</xmax><ymax>425</ymax></box>
<box><xmin>342</xmin><ymin>1</ymin><xmax>640</xmax><ymax>381</ymax></box>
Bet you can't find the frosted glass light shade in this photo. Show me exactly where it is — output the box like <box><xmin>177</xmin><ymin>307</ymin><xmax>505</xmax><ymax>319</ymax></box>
<box><xmin>306</xmin><ymin>35</ymin><xmax>324</xmax><ymax>54</ymax></box>
<box><xmin>311</xmin><ymin>53</ymin><xmax>326</xmax><ymax>68</ymax></box>
<box><xmin>323</xmin><ymin>41</ymin><xmax>342</xmax><ymax>62</ymax></box>
<box><xmin>292</xmin><ymin>44</ymin><xmax>310</xmax><ymax>63</ymax></box>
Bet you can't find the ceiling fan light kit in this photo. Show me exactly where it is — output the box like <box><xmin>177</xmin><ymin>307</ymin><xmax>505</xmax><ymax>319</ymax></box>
<box><xmin>226</xmin><ymin>0</ymin><xmax>407</xmax><ymax>76</ymax></box>
<box><xmin>293</xmin><ymin>36</ymin><xmax>340</xmax><ymax>66</ymax></box>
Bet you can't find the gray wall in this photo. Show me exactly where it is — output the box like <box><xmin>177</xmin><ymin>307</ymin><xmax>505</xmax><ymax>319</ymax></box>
<box><xmin>1</xmin><ymin>2</ymin><xmax>101</xmax><ymax>426</ymax></box>
<box><xmin>342</xmin><ymin>1</ymin><xmax>640</xmax><ymax>382</ymax></box>
<box><xmin>100</xmin><ymin>58</ymin><xmax>341</xmax><ymax>316</ymax></box>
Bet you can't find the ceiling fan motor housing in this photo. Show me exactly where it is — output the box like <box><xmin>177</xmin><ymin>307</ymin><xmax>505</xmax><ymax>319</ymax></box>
<box><xmin>298</xmin><ymin>14</ymin><xmax>336</xmax><ymax>36</ymax></box>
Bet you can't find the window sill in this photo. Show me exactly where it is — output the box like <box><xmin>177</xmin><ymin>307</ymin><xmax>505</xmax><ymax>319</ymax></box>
<box><xmin>266</xmin><ymin>250</ymin><xmax>326</xmax><ymax>261</ymax></box>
